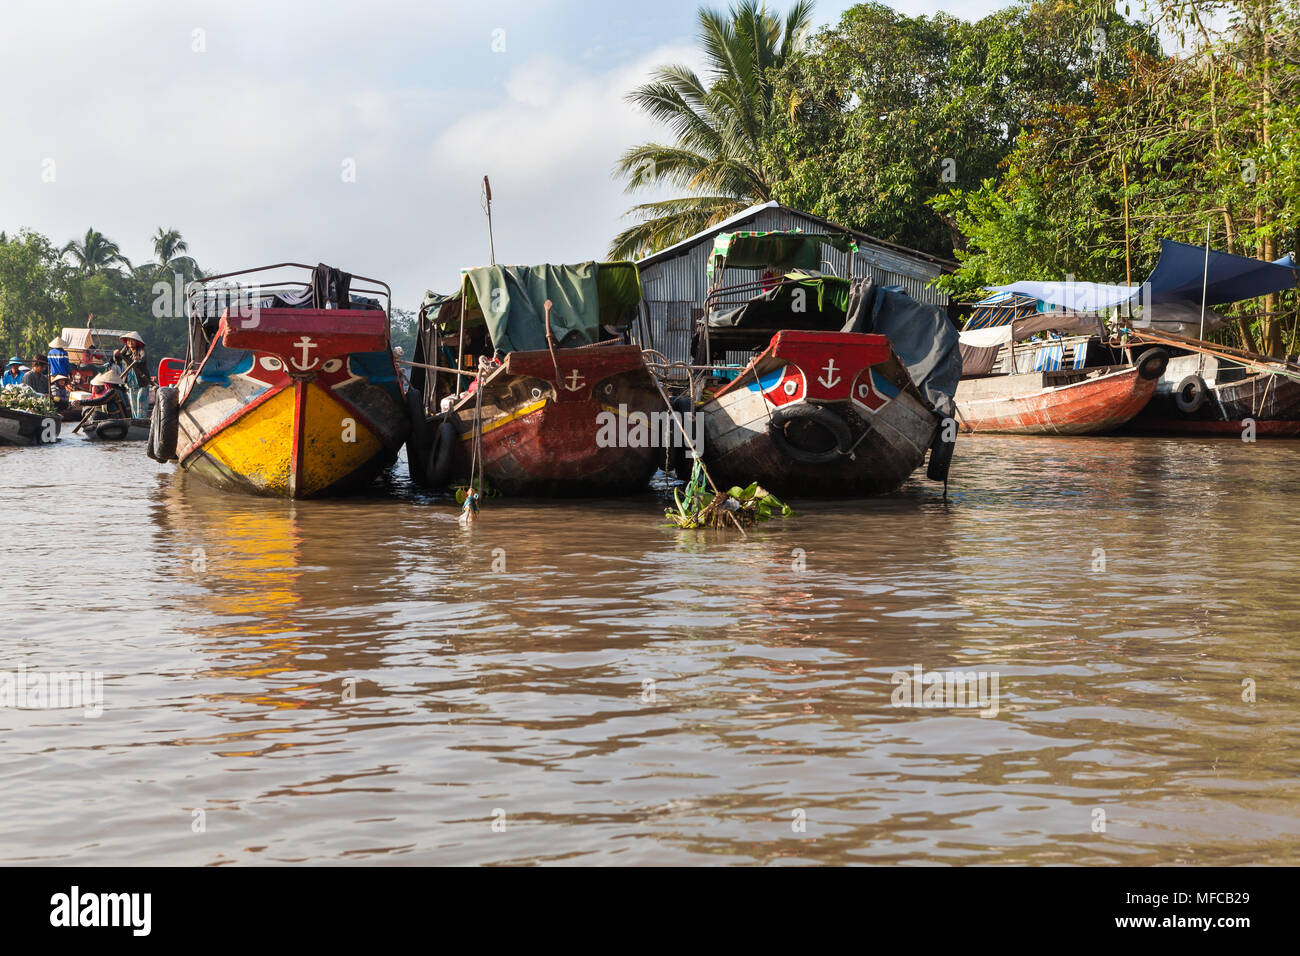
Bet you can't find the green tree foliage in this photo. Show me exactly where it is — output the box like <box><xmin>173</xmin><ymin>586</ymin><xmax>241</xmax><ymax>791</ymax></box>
<box><xmin>765</xmin><ymin>1</ymin><xmax>1159</xmax><ymax>258</ymax></box>
<box><xmin>0</xmin><ymin>226</ymin><xmax>201</xmax><ymax>363</ymax></box>
<box><xmin>934</xmin><ymin>0</ymin><xmax>1299</xmax><ymax>352</ymax></box>
<box><xmin>609</xmin><ymin>0</ymin><xmax>815</xmax><ymax>259</ymax></box>
<box><xmin>0</xmin><ymin>229</ymin><xmax>72</xmax><ymax>360</ymax></box>
<box><xmin>3</xmin><ymin>225</ymin><xmax>417</xmax><ymax>368</ymax></box>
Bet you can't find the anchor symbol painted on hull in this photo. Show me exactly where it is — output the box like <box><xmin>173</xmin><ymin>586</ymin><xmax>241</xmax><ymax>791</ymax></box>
<box><xmin>290</xmin><ymin>336</ymin><xmax>319</xmax><ymax>371</ymax></box>
<box><xmin>817</xmin><ymin>358</ymin><xmax>841</xmax><ymax>389</ymax></box>
<box><xmin>564</xmin><ymin>369</ymin><xmax>586</xmax><ymax>392</ymax></box>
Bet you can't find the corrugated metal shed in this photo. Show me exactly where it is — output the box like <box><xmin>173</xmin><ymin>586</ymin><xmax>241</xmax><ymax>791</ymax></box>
<box><xmin>634</xmin><ymin>202</ymin><xmax>954</xmax><ymax>377</ymax></box>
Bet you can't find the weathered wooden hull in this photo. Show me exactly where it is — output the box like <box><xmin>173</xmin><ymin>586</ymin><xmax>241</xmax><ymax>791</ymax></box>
<box><xmin>699</xmin><ymin>330</ymin><xmax>939</xmax><ymax>498</ymax></box>
<box><xmin>446</xmin><ymin>344</ymin><xmax>661</xmax><ymax>496</ymax></box>
<box><xmin>82</xmin><ymin>418</ymin><xmax>150</xmax><ymax>441</ymax></box>
<box><xmin>1125</xmin><ymin>355</ymin><xmax>1300</xmax><ymax>436</ymax></box>
<box><xmin>955</xmin><ymin>365</ymin><xmax>1157</xmax><ymax>435</ymax></box>
<box><xmin>175</xmin><ymin>309</ymin><xmax>409</xmax><ymax>498</ymax></box>
<box><xmin>0</xmin><ymin>407</ymin><xmax>60</xmax><ymax>446</ymax></box>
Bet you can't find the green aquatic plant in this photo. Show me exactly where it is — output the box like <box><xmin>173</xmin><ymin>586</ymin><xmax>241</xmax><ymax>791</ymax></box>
<box><xmin>666</xmin><ymin>458</ymin><xmax>794</xmax><ymax>530</ymax></box>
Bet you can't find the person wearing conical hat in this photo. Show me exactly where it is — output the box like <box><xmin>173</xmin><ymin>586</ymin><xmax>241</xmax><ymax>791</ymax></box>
<box><xmin>112</xmin><ymin>331</ymin><xmax>151</xmax><ymax>419</ymax></box>
<box><xmin>47</xmin><ymin>335</ymin><xmax>71</xmax><ymax>379</ymax></box>
<box><xmin>49</xmin><ymin>373</ymin><xmax>72</xmax><ymax>411</ymax></box>
<box><xmin>73</xmin><ymin>367</ymin><xmax>131</xmax><ymax>421</ymax></box>
<box><xmin>2</xmin><ymin>356</ymin><xmax>23</xmax><ymax>387</ymax></box>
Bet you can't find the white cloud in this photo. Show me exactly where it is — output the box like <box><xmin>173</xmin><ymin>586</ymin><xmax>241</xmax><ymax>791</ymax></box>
<box><xmin>0</xmin><ymin>0</ymin><xmax>699</xmax><ymax>309</ymax></box>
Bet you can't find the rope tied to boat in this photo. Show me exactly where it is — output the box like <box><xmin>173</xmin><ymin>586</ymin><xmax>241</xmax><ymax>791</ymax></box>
<box><xmin>460</xmin><ymin>361</ymin><xmax>488</xmax><ymax>528</ymax></box>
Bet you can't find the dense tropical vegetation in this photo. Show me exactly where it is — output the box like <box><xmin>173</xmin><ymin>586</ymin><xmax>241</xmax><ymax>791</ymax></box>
<box><xmin>0</xmin><ymin>224</ymin><xmax>420</xmax><ymax>367</ymax></box>
<box><xmin>615</xmin><ymin>0</ymin><xmax>1300</xmax><ymax>354</ymax></box>
<box><xmin>0</xmin><ymin>227</ymin><xmax>201</xmax><ymax>364</ymax></box>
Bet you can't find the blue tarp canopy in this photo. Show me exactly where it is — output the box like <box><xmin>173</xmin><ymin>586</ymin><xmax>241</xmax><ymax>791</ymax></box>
<box><xmin>1143</xmin><ymin>239</ymin><xmax>1297</xmax><ymax>305</ymax></box>
<box><xmin>986</xmin><ymin>240</ymin><xmax>1297</xmax><ymax>312</ymax></box>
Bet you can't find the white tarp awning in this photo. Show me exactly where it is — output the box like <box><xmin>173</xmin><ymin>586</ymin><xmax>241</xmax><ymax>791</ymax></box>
<box><xmin>986</xmin><ymin>281</ymin><xmax>1139</xmax><ymax>313</ymax></box>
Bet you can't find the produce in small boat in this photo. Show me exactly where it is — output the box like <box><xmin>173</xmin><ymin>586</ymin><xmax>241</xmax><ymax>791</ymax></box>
<box><xmin>0</xmin><ymin>387</ymin><xmax>61</xmax><ymax>447</ymax></box>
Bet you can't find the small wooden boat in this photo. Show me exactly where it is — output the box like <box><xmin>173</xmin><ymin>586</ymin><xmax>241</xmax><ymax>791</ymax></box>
<box><xmin>82</xmin><ymin>417</ymin><xmax>150</xmax><ymax>441</ymax></box>
<box><xmin>150</xmin><ymin>263</ymin><xmax>410</xmax><ymax>498</ymax></box>
<box><xmin>0</xmin><ymin>406</ymin><xmax>60</xmax><ymax>446</ymax></box>
<box><xmin>678</xmin><ymin>231</ymin><xmax>961</xmax><ymax>497</ymax></box>
<box><xmin>407</xmin><ymin>261</ymin><xmax>660</xmax><ymax>496</ymax></box>
<box><xmin>954</xmin><ymin>293</ymin><xmax>1167</xmax><ymax>435</ymax></box>
<box><xmin>1124</xmin><ymin>335</ymin><xmax>1300</xmax><ymax>436</ymax></box>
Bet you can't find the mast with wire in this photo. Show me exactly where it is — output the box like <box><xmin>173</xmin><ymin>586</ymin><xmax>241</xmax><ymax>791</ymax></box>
<box><xmin>482</xmin><ymin>175</ymin><xmax>496</xmax><ymax>266</ymax></box>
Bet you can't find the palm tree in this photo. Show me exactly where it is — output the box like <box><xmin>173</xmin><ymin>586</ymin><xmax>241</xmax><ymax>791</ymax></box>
<box><xmin>608</xmin><ymin>0</ymin><xmax>814</xmax><ymax>260</ymax></box>
<box><xmin>152</xmin><ymin>227</ymin><xmax>187</xmax><ymax>264</ymax></box>
<box><xmin>61</xmin><ymin>228</ymin><xmax>132</xmax><ymax>275</ymax></box>
<box><xmin>150</xmin><ymin>227</ymin><xmax>204</xmax><ymax>281</ymax></box>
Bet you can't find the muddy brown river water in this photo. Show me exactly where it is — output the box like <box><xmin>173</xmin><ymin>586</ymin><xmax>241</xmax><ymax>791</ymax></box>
<box><xmin>1</xmin><ymin>435</ymin><xmax>1297</xmax><ymax>864</ymax></box>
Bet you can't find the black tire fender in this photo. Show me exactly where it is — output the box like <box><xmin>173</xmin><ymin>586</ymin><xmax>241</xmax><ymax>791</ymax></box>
<box><xmin>927</xmin><ymin>416</ymin><xmax>956</xmax><ymax>482</ymax></box>
<box><xmin>405</xmin><ymin>386</ymin><xmax>434</xmax><ymax>484</ymax></box>
<box><xmin>95</xmin><ymin>421</ymin><xmax>130</xmax><ymax>441</ymax></box>
<box><xmin>1174</xmin><ymin>373</ymin><xmax>1207</xmax><ymax>413</ymax></box>
<box><xmin>768</xmin><ymin>402</ymin><xmax>853</xmax><ymax>465</ymax></box>
<box><xmin>426</xmin><ymin>420</ymin><xmax>457</xmax><ymax>488</ymax></box>
<box><xmin>150</xmin><ymin>386</ymin><xmax>179</xmax><ymax>460</ymax></box>
<box><xmin>1135</xmin><ymin>347</ymin><xmax>1169</xmax><ymax>382</ymax></box>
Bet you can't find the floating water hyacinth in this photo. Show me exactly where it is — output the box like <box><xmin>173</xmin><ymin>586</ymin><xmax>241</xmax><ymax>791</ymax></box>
<box><xmin>0</xmin><ymin>386</ymin><xmax>57</xmax><ymax>416</ymax></box>
<box><xmin>666</xmin><ymin>459</ymin><xmax>794</xmax><ymax>530</ymax></box>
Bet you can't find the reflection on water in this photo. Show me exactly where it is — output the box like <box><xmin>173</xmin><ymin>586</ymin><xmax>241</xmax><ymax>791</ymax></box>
<box><xmin>1</xmin><ymin>435</ymin><xmax>1298</xmax><ymax>864</ymax></box>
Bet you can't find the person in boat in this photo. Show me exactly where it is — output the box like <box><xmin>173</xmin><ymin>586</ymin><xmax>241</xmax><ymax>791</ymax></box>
<box><xmin>49</xmin><ymin>374</ymin><xmax>72</xmax><ymax>411</ymax></box>
<box><xmin>21</xmin><ymin>355</ymin><xmax>50</xmax><ymax>395</ymax></box>
<box><xmin>393</xmin><ymin>346</ymin><xmax>410</xmax><ymax>388</ymax></box>
<box><xmin>2</xmin><ymin>357</ymin><xmax>24</xmax><ymax>387</ymax></box>
<box><xmin>112</xmin><ymin>331</ymin><xmax>151</xmax><ymax>418</ymax></box>
<box><xmin>73</xmin><ymin>369</ymin><xmax>132</xmax><ymax>420</ymax></box>
<box><xmin>47</xmin><ymin>337</ymin><xmax>71</xmax><ymax>379</ymax></box>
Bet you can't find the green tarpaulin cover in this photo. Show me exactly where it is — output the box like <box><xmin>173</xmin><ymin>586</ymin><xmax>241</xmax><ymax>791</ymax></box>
<box><xmin>438</xmin><ymin>261</ymin><xmax>641</xmax><ymax>354</ymax></box>
<box><xmin>708</xmin><ymin>231</ymin><xmax>857</xmax><ymax>277</ymax></box>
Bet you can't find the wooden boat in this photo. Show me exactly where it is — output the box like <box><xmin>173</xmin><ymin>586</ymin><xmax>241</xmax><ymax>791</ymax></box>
<box><xmin>82</xmin><ymin>417</ymin><xmax>150</xmax><ymax>441</ymax></box>
<box><xmin>0</xmin><ymin>406</ymin><xmax>60</xmax><ymax>446</ymax></box>
<box><xmin>954</xmin><ymin>293</ymin><xmax>1167</xmax><ymax>435</ymax></box>
<box><xmin>1124</xmin><ymin>335</ymin><xmax>1300</xmax><ymax>436</ymax></box>
<box><xmin>969</xmin><ymin>242</ymin><xmax>1297</xmax><ymax>435</ymax></box>
<box><xmin>150</xmin><ymin>263</ymin><xmax>409</xmax><ymax>498</ymax></box>
<box><xmin>407</xmin><ymin>261</ymin><xmax>660</xmax><ymax>496</ymax></box>
<box><xmin>679</xmin><ymin>231</ymin><xmax>961</xmax><ymax>497</ymax></box>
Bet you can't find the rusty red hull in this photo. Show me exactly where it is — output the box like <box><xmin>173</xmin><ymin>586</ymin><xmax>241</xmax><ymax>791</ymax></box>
<box><xmin>955</xmin><ymin>366</ymin><xmax>1157</xmax><ymax>435</ymax></box>
<box><xmin>448</xmin><ymin>343</ymin><xmax>661</xmax><ymax>496</ymax></box>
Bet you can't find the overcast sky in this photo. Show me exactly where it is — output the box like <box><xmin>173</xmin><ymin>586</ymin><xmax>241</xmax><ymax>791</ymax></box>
<box><xmin>0</xmin><ymin>0</ymin><xmax>1003</xmax><ymax>310</ymax></box>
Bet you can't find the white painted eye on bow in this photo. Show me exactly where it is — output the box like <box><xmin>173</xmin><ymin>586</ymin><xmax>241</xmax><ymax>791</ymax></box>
<box><xmin>783</xmin><ymin>379</ymin><xmax>798</xmax><ymax>395</ymax></box>
<box><xmin>858</xmin><ymin>383</ymin><xmax>871</xmax><ymax>398</ymax></box>
<box><xmin>531</xmin><ymin>387</ymin><xmax>543</xmax><ymax>399</ymax></box>
<box><xmin>260</xmin><ymin>356</ymin><xmax>283</xmax><ymax>371</ymax></box>
<box><xmin>321</xmin><ymin>358</ymin><xmax>343</xmax><ymax>373</ymax></box>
